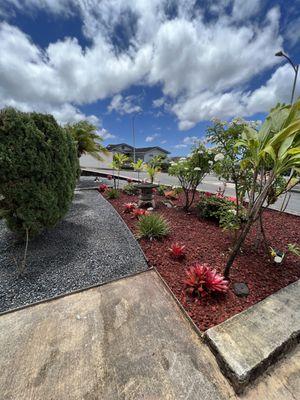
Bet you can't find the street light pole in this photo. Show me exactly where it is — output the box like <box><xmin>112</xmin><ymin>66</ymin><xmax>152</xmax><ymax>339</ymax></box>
<box><xmin>275</xmin><ymin>51</ymin><xmax>299</xmax><ymax>104</ymax></box>
<box><xmin>132</xmin><ymin>114</ymin><xmax>136</xmax><ymax>163</ymax></box>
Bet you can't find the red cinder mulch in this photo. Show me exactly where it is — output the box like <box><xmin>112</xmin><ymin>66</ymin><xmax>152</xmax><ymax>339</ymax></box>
<box><xmin>104</xmin><ymin>190</ymin><xmax>300</xmax><ymax>331</ymax></box>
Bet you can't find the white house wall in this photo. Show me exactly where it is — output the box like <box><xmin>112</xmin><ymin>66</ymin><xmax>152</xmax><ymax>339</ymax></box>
<box><xmin>80</xmin><ymin>152</ymin><xmax>113</xmax><ymax>169</ymax></box>
<box><xmin>143</xmin><ymin>148</ymin><xmax>167</xmax><ymax>163</ymax></box>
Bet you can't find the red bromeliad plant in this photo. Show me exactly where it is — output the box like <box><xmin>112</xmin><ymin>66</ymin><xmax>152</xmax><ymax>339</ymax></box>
<box><xmin>132</xmin><ymin>208</ymin><xmax>149</xmax><ymax>218</ymax></box>
<box><xmin>124</xmin><ymin>202</ymin><xmax>137</xmax><ymax>213</ymax></box>
<box><xmin>169</xmin><ymin>243</ymin><xmax>186</xmax><ymax>259</ymax></box>
<box><xmin>184</xmin><ymin>264</ymin><xmax>229</xmax><ymax>299</ymax></box>
<box><xmin>98</xmin><ymin>183</ymin><xmax>108</xmax><ymax>192</ymax></box>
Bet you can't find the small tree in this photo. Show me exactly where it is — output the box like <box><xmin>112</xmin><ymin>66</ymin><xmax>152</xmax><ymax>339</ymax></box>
<box><xmin>111</xmin><ymin>153</ymin><xmax>128</xmax><ymax>188</ymax></box>
<box><xmin>132</xmin><ymin>159</ymin><xmax>144</xmax><ymax>181</ymax></box>
<box><xmin>145</xmin><ymin>164</ymin><xmax>160</xmax><ymax>183</ymax></box>
<box><xmin>65</xmin><ymin>121</ymin><xmax>108</xmax><ymax>160</ymax></box>
<box><xmin>0</xmin><ymin>108</ymin><xmax>79</xmax><ymax>273</ymax></box>
<box><xmin>224</xmin><ymin>101</ymin><xmax>300</xmax><ymax>277</ymax></box>
<box><xmin>207</xmin><ymin>118</ymin><xmax>253</xmax><ymax>219</ymax></box>
<box><xmin>168</xmin><ymin>144</ymin><xmax>213</xmax><ymax>211</ymax></box>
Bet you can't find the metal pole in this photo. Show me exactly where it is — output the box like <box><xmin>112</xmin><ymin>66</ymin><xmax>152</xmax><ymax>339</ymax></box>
<box><xmin>132</xmin><ymin>115</ymin><xmax>136</xmax><ymax>163</ymax></box>
<box><xmin>291</xmin><ymin>64</ymin><xmax>299</xmax><ymax>104</ymax></box>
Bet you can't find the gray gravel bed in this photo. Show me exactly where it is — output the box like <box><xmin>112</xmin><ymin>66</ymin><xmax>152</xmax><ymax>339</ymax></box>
<box><xmin>0</xmin><ymin>188</ymin><xmax>148</xmax><ymax>313</ymax></box>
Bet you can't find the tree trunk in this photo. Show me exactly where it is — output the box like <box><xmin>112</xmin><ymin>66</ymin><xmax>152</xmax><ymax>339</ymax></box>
<box><xmin>224</xmin><ymin>173</ymin><xmax>274</xmax><ymax>278</ymax></box>
<box><xmin>224</xmin><ymin>216</ymin><xmax>254</xmax><ymax>278</ymax></box>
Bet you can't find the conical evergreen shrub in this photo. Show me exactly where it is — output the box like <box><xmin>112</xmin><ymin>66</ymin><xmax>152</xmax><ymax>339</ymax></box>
<box><xmin>0</xmin><ymin>108</ymin><xmax>79</xmax><ymax>237</ymax></box>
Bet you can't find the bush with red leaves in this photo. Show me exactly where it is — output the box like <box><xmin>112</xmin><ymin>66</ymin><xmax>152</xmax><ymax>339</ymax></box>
<box><xmin>184</xmin><ymin>264</ymin><xmax>229</xmax><ymax>299</ymax></box>
<box><xmin>132</xmin><ymin>208</ymin><xmax>149</xmax><ymax>218</ymax></box>
<box><xmin>169</xmin><ymin>243</ymin><xmax>186</xmax><ymax>259</ymax></box>
<box><xmin>124</xmin><ymin>202</ymin><xmax>137</xmax><ymax>213</ymax></box>
<box><xmin>226</xmin><ymin>196</ymin><xmax>237</xmax><ymax>203</ymax></box>
<box><xmin>98</xmin><ymin>184</ymin><xmax>108</xmax><ymax>192</ymax></box>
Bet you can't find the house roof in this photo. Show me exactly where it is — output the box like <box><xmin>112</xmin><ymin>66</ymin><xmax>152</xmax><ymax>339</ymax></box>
<box><xmin>106</xmin><ymin>143</ymin><xmax>133</xmax><ymax>151</ymax></box>
<box><xmin>106</xmin><ymin>143</ymin><xmax>170</xmax><ymax>154</ymax></box>
<box><xmin>136</xmin><ymin>146</ymin><xmax>170</xmax><ymax>154</ymax></box>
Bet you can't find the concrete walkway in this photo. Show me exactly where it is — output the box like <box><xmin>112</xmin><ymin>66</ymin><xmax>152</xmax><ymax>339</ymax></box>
<box><xmin>1</xmin><ymin>270</ymin><xmax>299</xmax><ymax>400</ymax></box>
<box><xmin>0</xmin><ymin>270</ymin><xmax>234</xmax><ymax>400</ymax></box>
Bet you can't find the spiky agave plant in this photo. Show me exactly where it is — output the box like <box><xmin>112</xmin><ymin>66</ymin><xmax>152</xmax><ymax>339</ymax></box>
<box><xmin>137</xmin><ymin>213</ymin><xmax>170</xmax><ymax>239</ymax></box>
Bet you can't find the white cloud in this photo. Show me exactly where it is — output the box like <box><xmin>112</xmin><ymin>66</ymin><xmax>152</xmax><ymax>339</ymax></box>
<box><xmin>98</xmin><ymin>128</ymin><xmax>116</xmax><ymax>140</ymax></box>
<box><xmin>108</xmin><ymin>94</ymin><xmax>142</xmax><ymax>115</ymax></box>
<box><xmin>152</xmin><ymin>97</ymin><xmax>165</xmax><ymax>108</ymax></box>
<box><xmin>0</xmin><ymin>1</ymin><xmax>295</xmax><ymax>132</ymax></box>
<box><xmin>145</xmin><ymin>133</ymin><xmax>159</xmax><ymax>142</ymax></box>
<box><xmin>174</xmin><ymin>143</ymin><xmax>188</xmax><ymax>149</ymax></box>
<box><xmin>183</xmin><ymin>136</ymin><xmax>200</xmax><ymax>144</ymax></box>
<box><xmin>232</xmin><ymin>0</ymin><xmax>261</xmax><ymax>21</ymax></box>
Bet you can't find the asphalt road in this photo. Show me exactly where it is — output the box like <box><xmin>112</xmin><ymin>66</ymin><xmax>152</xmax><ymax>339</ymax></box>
<box><xmin>85</xmin><ymin>168</ymin><xmax>300</xmax><ymax>216</ymax></box>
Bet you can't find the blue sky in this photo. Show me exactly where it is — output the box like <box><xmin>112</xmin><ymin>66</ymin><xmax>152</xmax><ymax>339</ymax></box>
<box><xmin>0</xmin><ymin>0</ymin><xmax>299</xmax><ymax>155</ymax></box>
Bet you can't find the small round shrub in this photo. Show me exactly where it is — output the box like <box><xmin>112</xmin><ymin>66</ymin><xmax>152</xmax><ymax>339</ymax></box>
<box><xmin>106</xmin><ymin>188</ymin><xmax>119</xmax><ymax>199</ymax></box>
<box><xmin>137</xmin><ymin>213</ymin><xmax>170</xmax><ymax>240</ymax></box>
<box><xmin>156</xmin><ymin>185</ymin><xmax>168</xmax><ymax>196</ymax></box>
<box><xmin>196</xmin><ymin>194</ymin><xmax>231</xmax><ymax>221</ymax></box>
<box><xmin>0</xmin><ymin>108</ymin><xmax>79</xmax><ymax>237</ymax></box>
<box><xmin>123</xmin><ymin>183</ymin><xmax>139</xmax><ymax>195</ymax></box>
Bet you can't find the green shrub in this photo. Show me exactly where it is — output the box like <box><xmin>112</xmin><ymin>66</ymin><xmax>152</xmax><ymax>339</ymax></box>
<box><xmin>157</xmin><ymin>184</ymin><xmax>168</xmax><ymax>196</ymax></box>
<box><xmin>137</xmin><ymin>213</ymin><xmax>170</xmax><ymax>240</ymax></box>
<box><xmin>0</xmin><ymin>108</ymin><xmax>79</xmax><ymax>237</ymax></box>
<box><xmin>123</xmin><ymin>183</ymin><xmax>139</xmax><ymax>195</ymax></box>
<box><xmin>196</xmin><ymin>194</ymin><xmax>231</xmax><ymax>221</ymax></box>
<box><xmin>106</xmin><ymin>188</ymin><xmax>119</xmax><ymax>199</ymax></box>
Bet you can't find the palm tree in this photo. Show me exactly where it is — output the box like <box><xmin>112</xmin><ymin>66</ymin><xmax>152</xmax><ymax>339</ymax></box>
<box><xmin>131</xmin><ymin>159</ymin><xmax>144</xmax><ymax>181</ymax></box>
<box><xmin>224</xmin><ymin>100</ymin><xmax>300</xmax><ymax>277</ymax></box>
<box><xmin>111</xmin><ymin>153</ymin><xmax>128</xmax><ymax>189</ymax></box>
<box><xmin>65</xmin><ymin>121</ymin><xmax>108</xmax><ymax>160</ymax></box>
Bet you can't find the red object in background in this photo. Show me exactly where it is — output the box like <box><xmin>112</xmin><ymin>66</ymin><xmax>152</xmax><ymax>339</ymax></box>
<box><xmin>127</xmin><ymin>178</ymin><xmax>133</xmax><ymax>183</ymax></box>
<box><xmin>169</xmin><ymin>243</ymin><xmax>186</xmax><ymax>259</ymax></box>
<box><xmin>98</xmin><ymin>184</ymin><xmax>108</xmax><ymax>192</ymax></box>
<box><xmin>124</xmin><ymin>203</ymin><xmax>137</xmax><ymax>213</ymax></box>
<box><xmin>132</xmin><ymin>208</ymin><xmax>149</xmax><ymax>218</ymax></box>
<box><xmin>107</xmin><ymin>175</ymin><xmax>113</xmax><ymax>180</ymax></box>
<box><xmin>204</xmin><ymin>191</ymin><xmax>213</xmax><ymax>197</ymax></box>
<box><xmin>227</xmin><ymin>196</ymin><xmax>237</xmax><ymax>203</ymax></box>
<box><xmin>184</xmin><ymin>264</ymin><xmax>228</xmax><ymax>298</ymax></box>
<box><xmin>152</xmin><ymin>188</ymin><xmax>157</xmax><ymax>193</ymax></box>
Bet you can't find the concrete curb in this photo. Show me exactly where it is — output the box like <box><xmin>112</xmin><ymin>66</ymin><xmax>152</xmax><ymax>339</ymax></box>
<box><xmin>204</xmin><ymin>279</ymin><xmax>300</xmax><ymax>393</ymax></box>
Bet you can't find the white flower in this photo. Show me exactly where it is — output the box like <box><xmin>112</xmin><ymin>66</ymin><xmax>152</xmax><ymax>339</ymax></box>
<box><xmin>184</xmin><ymin>167</ymin><xmax>189</xmax><ymax>170</ymax></box>
<box><xmin>194</xmin><ymin>167</ymin><xmax>201</xmax><ymax>171</ymax></box>
<box><xmin>228</xmin><ymin>209</ymin><xmax>237</xmax><ymax>215</ymax></box>
<box><xmin>179</xmin><ymin>157</ymin><xmax>186</xmax><ymax>161</ymax></box>
<box><xmin>214</xmin><ymin>153</ymin><xmax>225</xmax><ymax>162</ymax></box>
<box><xmin>208</xmin><ymin>161</ymin><xmax>213</xmax><ymax>165</ymax></box>
<box><xmin>198</xmin><ymin>150</ymin><xmax>203</xmax><ymax>155</ymax></box>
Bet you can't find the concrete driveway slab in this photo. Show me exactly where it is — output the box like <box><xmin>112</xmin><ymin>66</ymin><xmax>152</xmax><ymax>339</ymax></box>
<box><xmin>0</xmin><ymin>270</ymin><xmax>234</xmax><ymax>400</ymax></box>
<box><xmin>205</xmin><ymin>279</ymin><xmax>300</xmax><ymax>392</ymax></box>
